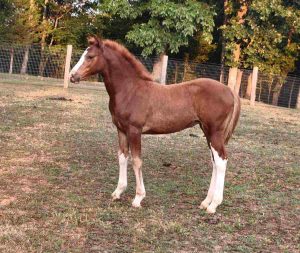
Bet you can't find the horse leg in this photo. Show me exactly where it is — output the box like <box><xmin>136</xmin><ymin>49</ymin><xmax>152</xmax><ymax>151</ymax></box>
<box><xmin>128</xmin><ymin>126</ymin><xmax>145</xmax><ymax>208</ymax></box>
<box><xmin>206</xmin><ymin>132</ymin><xmax>228</xmax><ymax>214</ymax></box>
<box><xmin>112</xmin><ymin>130</ymin><xmax>129</xmax><ymax>200</ymax></box>
<box><xmin>199</xmin><ymin>151</ymin><xmax>216</xmax><ymax>209</ymax></box>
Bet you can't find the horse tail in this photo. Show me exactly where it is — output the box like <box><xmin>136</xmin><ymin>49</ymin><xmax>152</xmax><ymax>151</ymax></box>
<box><xmin>224</xmin><ymin>90</ymin><xmax>241</xmax><ymax>144</ymax></box>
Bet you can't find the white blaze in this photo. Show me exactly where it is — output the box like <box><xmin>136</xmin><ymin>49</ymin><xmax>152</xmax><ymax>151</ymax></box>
<box><xmin>69</xmin><ymin>48</ymin><xmax>89</xmax><ymax>76</ymax></box>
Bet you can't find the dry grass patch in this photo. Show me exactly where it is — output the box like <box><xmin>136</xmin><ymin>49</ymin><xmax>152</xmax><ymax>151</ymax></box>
<box><xmin>0</xmin><ymin>82</ymin><xmax>299</xmax><ymax>252</ymax></box>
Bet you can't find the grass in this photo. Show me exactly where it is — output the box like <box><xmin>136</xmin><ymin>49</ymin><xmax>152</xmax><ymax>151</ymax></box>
<box><xmin>0</xmin><ymin>81</ymin><xmax>299</xmax><ymax>252</ymax></box>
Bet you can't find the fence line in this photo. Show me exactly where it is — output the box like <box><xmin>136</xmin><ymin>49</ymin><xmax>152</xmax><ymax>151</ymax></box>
<box><xmin>0</xmin><ymin>42</ymin><xmax>299</xmax><ymax>109</ymax></box>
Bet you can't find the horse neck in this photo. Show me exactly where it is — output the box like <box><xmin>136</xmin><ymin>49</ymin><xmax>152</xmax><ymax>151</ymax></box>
<box><xmin>101</xmin><ymin>49</ymin><xmax>143</xmax><ymax>98</ymax></box>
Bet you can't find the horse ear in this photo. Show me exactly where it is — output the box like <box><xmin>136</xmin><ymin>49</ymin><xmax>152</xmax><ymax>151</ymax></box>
<box><xmin>87</xmin><ymin>35</ymin><xmax>103</xmax><ymax>48</ymax></box>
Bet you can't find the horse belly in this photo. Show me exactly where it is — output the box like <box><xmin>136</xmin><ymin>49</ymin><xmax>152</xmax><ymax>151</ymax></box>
<box><xmin>142</xmin><ymin>109</ymin><xmax>198</xmax><ymax>134</ymax></box>
<box><xmin>141</xmin><ymin>85</ymin><xmax>199</xmax><ymax>134</ymax></box>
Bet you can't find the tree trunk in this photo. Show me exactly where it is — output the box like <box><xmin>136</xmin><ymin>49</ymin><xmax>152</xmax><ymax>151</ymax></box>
<box><xmin>272</xmin><ymin>91</ymin><xmax>280</xmax><ymax>105</ymax></box>
<box><xmin>39</xmin><ymin>0</ymin><xmax>50</xmax><ymax>76</ymax></box>
<box><xmin>219</xmin><ymin>44</ymin><xmax>225</xmax><ymax>83</ymax></box>
<box><xmin>245</xmin><ymin>73</ymin><xmax>252</xmax><ymax>99</ymax></box>
<box><xmin>182</xmin><ymin>54</ymin><xmax>196</xmax><ymax>82</ymax></box>
<box><xmin>272</xmin><ymin>81</ymin><xmax>283</xmax><ymax>106</ymax></box>
<box><xmin>234</xmin><ymin>69</ymin><xmax>243</xmax><ymax>95</ymax></box>
<box><xmin>40</xmin><ymin>0</ymin><xmax>49</xmax><ymax>47</ymax></box>
<box><xmin>233</xmin><ymin>44</ymin><xmax>241</xmax><ymax>63</ymax></box>
<box><xmin>20</xmin><ymin>45</ymin><xmax>30</xmax><ymax>75</ymax></box>
<box><xmin>267</xmin><ymin>78</ymin><xmax>273</xmax><ymax>104</ymax></box>
<box><xmin>182</xmin><ymin>54</ymin><xmax>189</xmax><ymax>82</ymax></box>
<box><xmin>220</xmin><ymin>0</ymin><xmax>228</xmax><ymax>84</ymax></box>
<box><xmin>29</xmin><ymin>0</ymin><xmax>36</xmax><ymax>23</ymax></box>
<box><xmin>9</xmin><ymin>48</ymin><xmax>14</xmax><ymax>74</ymax></box>
<box><xmin>231</xmin><ymin>1</ymin><xmax>248</xmax><ymax>69</ymax></box>
<box><xmin>288</xmin><ymin>77</ymin><xmax>295</xmax><ymax>108</ymax></box>
<box><xmin>174</xmin><ymin>62</ymin><xmax>178</xmax><ymax>83</ymax></box>
<box><xmin>258</xmin><ymin>80</ymin><xmax>262</xmax><ymax>102</ymax></box>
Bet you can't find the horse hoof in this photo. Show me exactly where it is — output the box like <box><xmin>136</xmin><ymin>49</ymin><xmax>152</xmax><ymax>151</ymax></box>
<box><xmin>132</xmin><ymin>202</ymin><xmax>141</xmax><ymax>208</ymax></box>
<box><xmin>206</xmin><ymin>206</ymin><xmax>216</xmax><ymax>214</ymax></box>
<box><xmin>199</xmin><ymin>200</ymin><xmax>210</xmax><ymax>209</ymax></box>
<box><xmin>111</xmin><ymin>192</ymin><xmax>121</xmax><ymax>201</ymax></box>
<box><xmin>199</xmin><ymin>202</ymin><xmax>208</xmax><ymax>209</ymax></box>
<box><xmin>199</xmin><ymin>204</ymin><xmax>206</xmax><ymax>210</ymax></box>
<box><xmin>132</xmin><ymin>198</ymin><xmax>143</xmax><ymax>208</ymax></box>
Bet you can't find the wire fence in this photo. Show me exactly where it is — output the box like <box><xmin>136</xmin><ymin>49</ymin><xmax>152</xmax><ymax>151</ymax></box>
<box><xmin>0</xmin><ymin>42</ymin><xmax>299</xmax><ymax>109</ymax></box>
<box><xmin>0</xmin><ymin>43</ymin><xmax>66</xmax><ymax>78</ymax></box>
<box><xmin>165</xmin><ymin>59</ymin><xmax>300</xmax><ymax>109</ymax></box>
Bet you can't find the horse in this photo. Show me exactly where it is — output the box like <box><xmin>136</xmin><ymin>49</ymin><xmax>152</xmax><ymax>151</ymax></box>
<box><xmin>70</xmin><ymin>36</ymin><xmax>241</xmax><ymax>214</ymax></box>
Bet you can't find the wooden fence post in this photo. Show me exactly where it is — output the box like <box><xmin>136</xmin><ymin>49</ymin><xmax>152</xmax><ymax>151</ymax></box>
<box><xmin>64</xmin><ymin>45</ymin><xmax>72</xmax><ymax>89</ymax></box>
<box><xmin>219</xmin><ymin>66</ymin><xmax>225</xmax><ymax>84</ymax></box>
<box><xmin>228</xmin><ymin>67</ymin><xmax>238</xmax><ymax>91</ymax></box>
<box><xmin>160</xmin><ymin>55</ymin><xmax>168</xmax><ymax>84</ymax></box>
<box><xmin>234</xmin><ymin>69</ymin><xmax>243</xmax><ymax>95</ymax></box>
<box><xmin>296</xmin><ymin>87</ymin><xmax>300</xmax><ymax>109</ymax></box>
<box><xmin>250</xmin><ymin>66</ymin><xmax>258</xmax><ymax>106</ymax></box>
<box><xmin>152</xmin><ymin>54</ymin><xmax>163</xmax><ymax>82</ymax></box>
<box><xmin>9</xmin><ymin>48</ymin><xmax>14</xmax><ymax>74</ymax></box>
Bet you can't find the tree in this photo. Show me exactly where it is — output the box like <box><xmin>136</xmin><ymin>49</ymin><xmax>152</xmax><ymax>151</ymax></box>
<box><xmin>221</xmin><ymin>0</ymin><xmax>300</xmax><ymax>103</ymax></box>
<box><xmin>103</xmin><ymin>0</ymin><xmax>215</xmax><ymax>56</ymax></box>
<box><xmin>102</xmin><ymin>0</ymin><xmax>215</xmax><ymax>81</ymax></box>
<box><xmin>0</xmin><ymin>0</ymin><xmax>14</xmax><ymax>41</ymax></box>
<box><xmin>38</xmin><ymin>0</ymin><xmax>73</xmax><ymax>75</ymax></box>
<box><xmin>14</xmin><ymin>0</ymin><xmax>42</xmax><ymax>74</ymax></box>
<box><xmin>9</xmin><ymin>0</ymin><xmax>41</xmax><ymax>43</ymax></box>
<box><xmin>245</xmin><ymin>0</ymin><xmax>300</xmax><ymax>104</ymax></box>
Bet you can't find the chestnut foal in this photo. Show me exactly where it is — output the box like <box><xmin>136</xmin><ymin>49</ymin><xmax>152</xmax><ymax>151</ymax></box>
<box><xmin>70</xmin><ymin>36</ymin><xmax>240</xmax><ymax>213</ymax></box>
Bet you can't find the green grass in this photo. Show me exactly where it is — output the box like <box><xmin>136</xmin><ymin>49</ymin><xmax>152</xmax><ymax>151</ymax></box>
<box><xmin>0</xmin><ymin>82</ymin><xmax>299</xmax><ymax>252</ymax></box>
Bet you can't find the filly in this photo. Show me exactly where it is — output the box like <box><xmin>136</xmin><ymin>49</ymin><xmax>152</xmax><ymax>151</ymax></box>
<box><xmin>70</xmin><ymin>36</ymin><xmax>240</xmax><ymax>213</ymax></box>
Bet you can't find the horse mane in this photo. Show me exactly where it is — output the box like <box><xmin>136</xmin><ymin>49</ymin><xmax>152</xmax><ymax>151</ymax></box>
<box><xmin>103</xmin><ymin>40</ymin><xmax>153</xmax><ymax>82</ymax></box>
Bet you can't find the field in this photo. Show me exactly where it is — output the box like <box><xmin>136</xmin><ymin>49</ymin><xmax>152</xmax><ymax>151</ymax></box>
<box><xmin>0</xmin><ymin>81</ymin><xmax>299</xmax><ymax>252</ymax></box>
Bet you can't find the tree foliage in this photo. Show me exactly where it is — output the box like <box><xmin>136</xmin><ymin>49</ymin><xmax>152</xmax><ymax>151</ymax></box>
<box><xmin>0</xmin><ymin>0</ymin><xmax>14</xmax><ymax>39</ymax></box>
<box><xmin>0</xmin><ymin>0</ymin><xmax>42</xmax><ymax>43</ymax></box>
<box><xmin>1</xmin><ymin>0</ymin><xmax>300</xmax><ymax>75</ymax></box>
<box><xmin>103</xmin><ymin>0</ymin><xmax>215</xmax><ymax>56</ymax></box>
<box><xmin>222</xmin><ymin>0</ymin><xmax>300</xmax><ymax>75</ymax></box>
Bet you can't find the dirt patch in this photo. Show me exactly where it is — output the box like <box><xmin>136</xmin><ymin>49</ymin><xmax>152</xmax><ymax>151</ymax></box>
<box><xmin>0</xmin><ymin>196</ymin><xmax>16</xmax><ymax>207</ymax></box>
<box><xmin>47</xmin><ymin>96</ymin><xmax>73</xmax><ymax>102</ymax></box>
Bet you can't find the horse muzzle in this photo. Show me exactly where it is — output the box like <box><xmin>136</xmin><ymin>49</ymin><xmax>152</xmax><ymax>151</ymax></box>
<box><xmin>70</xmin><ymin>73</ymin><xmax>81</xmax><ymax>83</ymax></box>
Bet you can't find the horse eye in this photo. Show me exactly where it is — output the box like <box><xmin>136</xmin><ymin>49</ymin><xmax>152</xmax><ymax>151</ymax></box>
<box><xmin>87</xmin><ymin>55</ymin><xmax>93</xmax><ymax>60</ymax></box>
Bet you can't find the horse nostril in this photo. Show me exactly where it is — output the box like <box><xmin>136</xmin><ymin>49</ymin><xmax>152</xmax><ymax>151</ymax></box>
<box><xmin>70</xmin><ymin>73</ymin><xmax>78</xmax><ymax>83</ymax></box>
<box><xmin>70</xmin><ymin>76</ymin><xmax>75</xmax><ymax>83</ymax></box>
<box><xmin>70</xmin><ymin>73</ymin><xmax>81</xmax><ymax>83</ymax></box>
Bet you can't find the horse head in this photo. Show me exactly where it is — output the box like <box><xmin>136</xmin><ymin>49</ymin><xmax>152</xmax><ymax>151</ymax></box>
<box><xmin>70</xmin><ymin>35</ymin><xmax>105</xmax><ymax>83</ymax></box>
